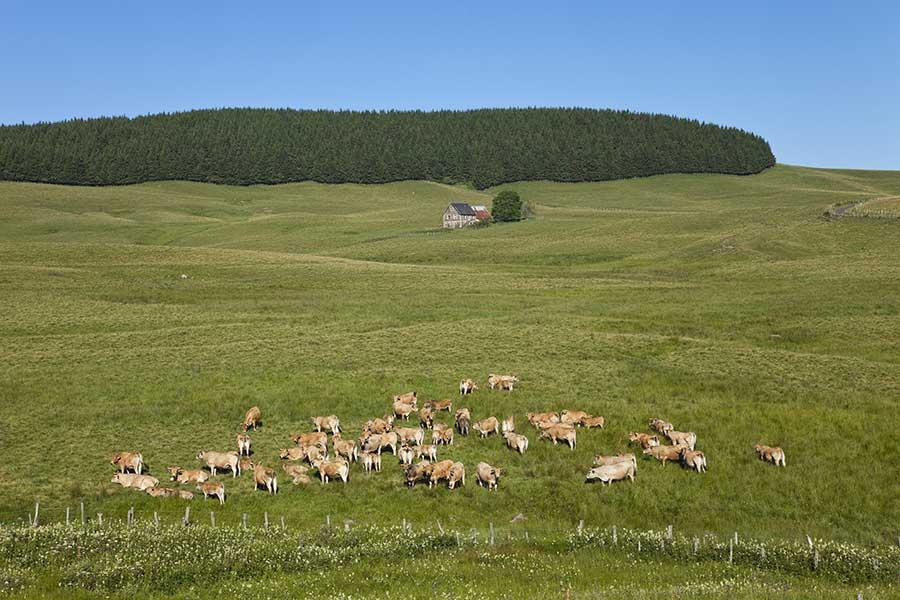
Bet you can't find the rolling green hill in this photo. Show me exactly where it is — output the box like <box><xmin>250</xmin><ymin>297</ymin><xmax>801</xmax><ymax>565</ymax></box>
<box><xmin>0</xmin><ymin>164</ymin><xmax>898</xmax><ymax>597</ymax></box>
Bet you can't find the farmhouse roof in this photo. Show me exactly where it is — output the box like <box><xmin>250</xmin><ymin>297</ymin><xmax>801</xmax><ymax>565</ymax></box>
<box><xmin>472</xmin><ymin>205</ymin><xmax>491</xmax><ymax>219</ymax></box>
<box><xmin>449</xmin><ymin>202</ymin><xmax>476</xmax><ymax>216</ymax></box>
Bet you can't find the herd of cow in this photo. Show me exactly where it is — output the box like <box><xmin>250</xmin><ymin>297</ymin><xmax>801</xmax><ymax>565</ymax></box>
<box><xmin>108</xmin><ymin>374</ymin><xmax>787</xmax><ymax>503</ymax></box>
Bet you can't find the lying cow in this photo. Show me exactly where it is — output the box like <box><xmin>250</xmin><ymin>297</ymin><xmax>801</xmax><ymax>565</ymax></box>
<box><xmin>167</xmin><ymin>466</ymin><xmax>209</xmax><ymax>484</ymax></box>
<box><xmin>559</xmin><ymin>410</ymin><xmax>590</xmax><ymax>427</ymax></box>
<box><xmin>359</xmin><ymin>451</ymin><xmax>382</xmax><ymax>473</ymax></box>
<box><xmin>196</xmin><ymin>450</ymin><xmax>240</xmax><ymax>477</ymax></box>
<box><xmin>455</xmin><ymin>408</ymin><xmax>471</xmax><ymax>436</ymax></box>
<box><xmin>539</xmin><ymin>424</ymin><xmax>577</xmax><ymax>449</ymax></box>
<box><xmin>448</xmin><ymin>462</ymin><xmax>466</xmax><ymax>490</ymax></box>
<box><xmin>643</xmin><ymin>445</ymin><xmax>682</xmax><ymax>465</ymax></box>
<box><xmin>527</xmin><ymin>412</ymin><xmax>559</xmax><ymax>428</ymax></box>
<box><xmin>586</xmin><ymin>461</ymin><xmax>635</xmax><ymax>485</ymax></box>
<box><xmin>236</xmin><ymin>433</ymin><xmax>252</xmax><ymax>457</ymax></box>
<box><xmin>592</xmin><ymin>453</ymin><xmax>637</xmax><ymax>472</ymax></box>
<box><xmin>242</xmin><ymin>406</ymin><xmax>261</xmax><ymax>432</ymax></box>
<box><xmin>680</xmin><ymin>448</ymin><xmax>707</xmax><ymax>473</ymax></box>
<box><xmin>754</xmin><ymin>444</ymin><xmax>786</xmax><ymax>467</ymax></box>
<box><xmin>475</xmin><ymin>462</ymin><xmax>503</xmax><ymax>491</ymax></box>
<box><xmin>312</xmin><ymin>415</ymin><xmax>341</xmax><ymax>435</ymax></box>
<box><xmin>282</xmin><ymin>463</ymin><xmax>311</xmax><ymax>484</ymax></box>
<box><xmin>110</xmin><ymin>451</ymin><xmax>143</xmax><ymax>474</ymax></box>
<box><xmin>146</xmin><ymin>487</ymin><xmax>178</xmax><ymax>497</ymax></box>
<box><xmin>197</xmin><ymin>481</ymin><xmax>225</xmax><ymax>504</ymax></box>
<box><xmin>628</xmin><ymin>432</ymin><xmax>660</xmax><ymax>449</ymax></box>
<box><xmin>666</xmin><ymin>430</ymin><xmax>697</xmax><ymax>450</ymax></box>
<box><xmin>111</xmin><ymin>472</ymin><xmax>158</xmax><ymax>491</ymax></box>
<box><xmin>649</xmin><ymin>418</ymin><xmax>673</xmax><ymax>435</ymax></box>
<box><xmin>473</xmin><ymin>416</ymin><xmax>500</xmax><ymax>438</ymax></box>
<box><xmin>459</xmin><ymin>379</ymin><xmax>478</xmax><ymax>395</ymax></box>
<box><xmin>503</xmin><ymin>431</ymin><xmax>529</xmax><ymax>454</ymax></box>
<box><xmin>250</xmin><ymin>462</ymin><xmax>278</xmax><ymax>494</ymax></box>
<box><xmin>291</xmin><ymin>431</ymin><xmax>328</xmax><ymax>448</ymax></box>
<box><xmin>312</xmin><ymin>458</ymin><xmax>349</xmax><ymax>484</ymax></box>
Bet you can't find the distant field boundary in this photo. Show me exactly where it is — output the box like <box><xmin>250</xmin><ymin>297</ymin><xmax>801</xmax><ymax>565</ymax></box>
<box><xmin>826</xmin><ymin>195</ymin><xmax>900</xmax><ymax>219</ymax></box>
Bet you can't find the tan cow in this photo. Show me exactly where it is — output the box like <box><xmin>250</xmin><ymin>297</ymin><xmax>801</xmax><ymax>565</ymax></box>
<box><xmin>361</xmin><ymin>431</ymin><xmax>398</xmax><ymax>455</ymax></box>
<box><xmin>110</xmin><ymin>451</ymin><xmax>143</xmax><ymax>474</ymax></box>
<box><xmin>432</xmin><ymin>426</ymin><xmax>454</xmax><ymax>446</ymax></box>
<box><xmin>393</xmin><ymin>401</ymin><xmax>415</xmax><ymax>421</ymax></box>
<box><xmin>666</xmin><ymin>430</ymin><xmax>697</xmax><ymax>450</ymax></box>
<box><xmin>363</xmin><ymin>416</ymin><xmax>394</xmax><ymax>435</ymax></box>
<box><xmin>111</xmin><ymin>472</ymin><xmax>158</xmax><ymax>491</ymax></box>
<box><xmin>425</xmin><ymin>459</ymin><xmax>455</xmax><ymax>488</ymax></box>
<box><xmin>312</xmin><ymin>415</ymin><xmax>341</xmax><ymax>435</ymax></box>
<box><xmin>167</xmin><ymin>466</ymin><xmax>209</xmax><ymax>484</ymax></box>
<box><xmin>332</xmin><ymin>433</ymin><xmax>358</xmax><ymax>462</ymax></box>
<box><xmin>455</xmin><ymin>408</ymin><xmax>471</xmax><ymax>436</ymax></box>
<box><xmin>459</xmin><ymin>379</ymin><xmax>478</xmax><ymax>395</ymax></box>
<box><xmin>501</xmin><ymin>415</ymin><xmax>515</xmax><ymax>433</ymax></box>
<box><xmin>418</xmin><ymin>406</ymin><xmax>434</xmax><ymax>429</ymax></box>
<box><xmin>403</xmin><ymin>460</ymin><xmax>431</xmax><ymax>488</ymax></box>
<box><xmin>291</xmin><ymin>431</ymin><xmax>328</xmax><ymax>448</ymax></box>
<box><xmin>250</xmin><ymin>462</ymin><xmax>278</xmax><ymax>494</ymax></box>
<box><xmin>643</xmin><ymin>445</ymin><xmax>682</xmax><ymax>465</ymax></box>
<box><xmin>197</xmin><ymin>481</ymin><xmax>225</xmax><ymax>504</ymax></box>
<box><xmin>628</xmin><ymin>432</ymin><xmax>660</xmax><ymax>449</ymax></box>
<box><xmin>312</xmin><ymin>458</ymin><xmax>349</xmax><ymax>484</ymax></box>
<box><xmin>279</xmin><ymin>447</ymin><xmax>305</xmax><ymax>461</ymax></box>
<box><xmin>649</xmin><ymin>418</ymin><xmax>673</xmax><ymax>435</ymax></box>
<box><xmin>559</xmin><ymin>410</ymin><xmax>590</xmax><ymax>427</ymax></box>
<box><xmin>415</xmin><ymin>444</ymin><xmax>438</xmax><ymax>461</ymax></box>
<box><xmin>237</xmin><ymin>433</ymin><xmax>252</xmax><ymax>457</ymax></box>
<box><xmin>239</xmin><ymin>457</ymin><xmax>254</xmax><ymax>473</ymax></box>
<box><xmin>581</xmin><ymin>415</ymin><xmax>605</xmax><ymax>429</ymax></box>
<box><xmin>526</xmin><ymin>412</ymin><xmax>559</xmax><ymax>427</ymax></box>
<box><xmin>503</xmin><ymin>431</ymin><xmax>529</xmax><ymax>454</ymax></box>
<box><xmin>176</xmin><ymin>490</ymin><xmax>194</xmax><ymax>500</ymax></box>
<box><xmin>146</xmin><ymin>486</ymin><xmax>179</xmax><ymax>497</ymax></box>
<box><xmin>396</xmin><ymin>427</ymin><xmax>425</xmax><ymax>446</ymax></box>
<box><xmin>427</xmin><ymin>399</ymin><xmax>453</xmax><ymax>412</ymax></box>
<box><xmin>586</xmin><ymin>461</ymin><xmax>635</xmax><ymax>485</ymax></box>
<box><xmin>196</xmin><ymin>450</ymin><xmax>240</xmax><ymax>477</ymax></box>
<box><xmin>360</xmin><ymin>451</ymin><xmax>382</xmax><ymax>473</ymax></box>
<box><xmin>475</xmin><ymin>462</ymin><xmax>503</xmax><ymax>491</ymax></box>
<box><xmin>242</xmin><ymin>406</ymin><xmax>261</xmax><ymax>432</ymax></box>
<box><xmin>754</xmin><ymin>444</ymin><xmax>786</xmax><ymax>467</ymax></box>
<box><xmin>539</xmin><ymin>424</ymin><xmax>577</xmax><ymax>449</ymax></box>
<box><xmin>282</xmin><ymin>463</ymin><xmax>311</xmax><ymax>484</ymax></box>
<box><xmin>592</xmin><ymin>453</ymin><xmax>637</xmax><ymax>472</ymax></box>
<box><xmin>398</xmin><ymin>445</ymin><xmax>415</xmax><ymax>465</ymax></box>
<box><xmin>448</xmin><ymin>462</ymin><xmax>466</xmax><ymax>490</ymax></box>
<box><xmin>680</xmin><ymin>448</ymin><xmax>707</xmax><ymax>473</ymax></box>
<box><xmin>488</xmin><ymin>374</ymin><xmax>519</xmax><ymax>391</ymax></box>
<box><xmin>393</xmin><ymin>391</ymin><xmax>418</xmax><ymax>406</ymax></box>
<box><xmin>473</xmin><ymin>416</ymin><xmax>500</xmax><ymax>438</ymax></box>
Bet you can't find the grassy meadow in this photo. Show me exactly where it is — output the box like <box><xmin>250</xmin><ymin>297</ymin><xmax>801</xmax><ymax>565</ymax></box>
<box><xmin>1</xmin><ymin>164</ymin><xmax>899</xmax><ymax>596</ymax></box>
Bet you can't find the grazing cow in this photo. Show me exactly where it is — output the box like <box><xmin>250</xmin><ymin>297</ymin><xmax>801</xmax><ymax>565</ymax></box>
<box><xmin>279</xmin><ymin>447</ymin><xmax>305</xmax><ymax>461</ymax></box>
<box><xmin>402</xmin><ymin>460</ymin><xmax>431</xmax><ymax>488</ymax></box>
<box><xmin>291</xmin><ymin>431</ymin><xmax>328</xmax><ymax>448</ymax></box>
<box><xmin>586</xmin><ymin>461</ymin><xmax>635</xmax><ymax>485</ymax></box>
<box><xmin>754</xmin><ymin>444</ymin><xmax>786</xmax><ymax>467</ymax></box>
<box><xmin>526</xmin><ymin>412</ymin><xmax>560</xmax><ymax>428</ymax></box>
<box><xmin>393</xmin><ymin>402</ymin><xmax>415</xmax><ymax>421</ymax></box>
<box><xmin>649</xmin><ymin>418</ymin><xmax>673</xmax><ymax>435</ymax></box>
<box><xmin>167</xmin><ymin>466</ymin><xmax>209</xmax><ymax>484</ymax></box>
<box><xmin>539</xmin><ymin>424</ymin><xmax>577</xmax><ymax>449</ymax></box>
<box><xmin>432</xmin><ymin>426</ymin><xmax>454</xmax><ymax>446</ymax></box>
<box><xmin>502</xmin><ymin>415</ymin><xmax>515</xmax><ymax>433</ymax></box>
<box><xmin>312</xmin><ymin>458</ymin><xmax>350</xmax><ymax>484</ymax></box>
<box><xmin>418</xmin><ymin>406</ymin><xmax>434</xmax><ymax>429</ymax></box>
<box><xmin>448</xmin><ymin>462</ymin><xmax>466</xmax><ymax>490</ymax></box>
<box><xmin>425</xmin><ymin>460</ymin><xmax>455</xmax><ymax>488</ymax></box>
<box><xmin>239</xmin><ymin>457</ymin><xmax>254</xmax><ymax>473</ymax></box>
<box><xmin>196</xmin><ymin>450</ymin><xmax>241</xmax><ymax>477</ymax></box>
<box><xmin>488</xmin><ymin>374</ymin><xmax>519</xmax><ymax>391</ymax></box>
<box><xmin>455</xmin><ymin>408</ymin><xmax>471</xmax><ymax>436</ymax></box>
<box><xmin>628</xmin><ymin>432</ymin><xmax>660</xmax><ymax>449</ymax></box>
<box><xmin>312</xmin><ymin>415</ymin><xmax>341</xmax><ymax>435</ymax></box>
<box><xmin>396</xmin><ymin>427</ymin><xmax>425</xmax><ymax>446</ymax></box>
<box><xmin>398</xmin><ymin>445</ymin><xmax>415</xmax><ymax>465</ymax></box>
<box><xmin>559</xmin><ymin>410</ymin><xmax>590</xmax><ymax>427</ymax></box>
<box><xmin>427</xmin><ymin>399</ymin><xmax>453</xmax><ymax>412</ymax></box>
<box><xmin>332</xmin><ymin>433</ymin><xmax>358</xmax><ymax>462</ymax></box>
<box><xmin>361</xmin><ymin>432</ymin><xmax>398</xmax><ymax>455</ymax></box>
<box><xmin>236</xmin><ymin>433</ymin><xmax>252</xmax><ymax>457</ymax></box>
<box><xmin>581</xmin><ymin>415</ymin><xmax>605</xmax><ymax>429</ymax></box>
<box><xmin>415</xmin><ymin>444</ymin><xmax>438</xmax><ymax>461</ymax></box>
<box><xmin>242</xmin><ymin>406</ymin><xmax>261</xmax><ymax>432</ymax></box>
<box><xmin>359</xmin><ymin>451</ymin><xmax>382</xmax><ymax>473</ymax></box>
<box><xmin>473</xmin><ymin>416</ymin><xmax>500</xmax><ymax>438</ymax></box>
<box><xmin>592</xmin><ymin>453</ymin><xmax>637</xmax><ymax>472</ymax></box>
<box><xmin>282</xmin><ymin>463</ymin><xmax>311</xmax><ymax>484</ymax></box>
<box><xmin>459</xmin><ymin>379</ymin><xmax>478</xmax><ymax>395</ymax></box>
<box><xmin>475</xmin><ymin>462</ymin><xmax>502</xmax><ymax>491</ymax></box>
<box><xmin>666</xmin><ymin>430</ymin><xmax>697</xmax><ymax>450</ymax></box>
<box><xmin>197</xmin><ymin>481</ymin><xmax>225</xmax><ymax>504</ymax></box>
<box><xmin>680</xmin><ymin>448</ymin><xmax>707</xmax><ymax>473</ymax></box>
<box><xmin>643</xmin><ymin>445</ymin><xmax>682</xmax><ymax>466</ymax></box>
<box><xmin>111</xmin><ymin>472</ymin><xmax>158</xmax><ymax>491</ymax></box>
<box><xmin>250</xmin><ymin>462</ymin><xmax>278</xmax><ymax>494</ymax></box>
<box><xmin>110</xmin><ymin>452</ymin><xmax>143</xmax><ymax>474</ymax></box>
<box><xmin>503</xmin><ymin>431</ymin><xmax>529</xmax><ymax>454</ymax></box>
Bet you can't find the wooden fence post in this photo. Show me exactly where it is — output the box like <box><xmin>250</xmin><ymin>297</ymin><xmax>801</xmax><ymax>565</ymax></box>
<box><xmin>243</xmin><ymin>513</ymin><xmax>247</xmax><ymax>530</ymax></box>
<box><xmin>489</xmin><ymin>522</ymin><xmax>495</xmax><ymax>545</ymax></box>
<box><xmin>612</xmin><ymin>525</ymin><xmax>617</xmax><ymax>545</ymax></box>
<box><xmin>33</xmin><ymin>502</ymin><xmax>39</xmax><ymax>527</ymax></box>
<box><xmin>667</xmin><ymin>524</ymin><xmax>672</xmax><ymax>540</ymax></box>
<box><xmin>455</xmin><ymin>532</ymin><xmax>461</xmax><ymax>547</ymax></box>
<box><xmin>813</xmin><ymin>548</ymin><xmax>819</xmax><ymax>571</ymax></box>
<box><xmin>281</xmin><ymin>516</ymin><xmax>285</xmax><ymax>530</ymax></box>
<box><xmin>264</xmin><ymin>512</ymin><xmax>269</xmax><ymax>530</ymax></box>
<box><xmin>436</xmin><ymin>520</ymin><xmax>445</xmax><ymax>535</ymax></box>
<box><xmin>153</xmin><ymin>512</ymin><xmax>159</xmax><ymax>527</ymax></box>
<box><xmin>734</xmin><ymin>531</ymin><xmax>739</xmax><ymax>545</ymax></box>
<box><xmin>693</xmin><ymin>536</ymin><xmax>699</xmax><ymax>556</ymax></box>
<box><xmin>326</xmin><ymin>514</ymin><xmax>331</xmax><ymax>527</ymax></box>
<box><xmin>760</xmin><ymin>545</ymin><xmax>766</xmax><ymax>562</ymax></box>
<box><xmin>729</xmin><ymin>539</ymin><xmax>733</xmax><ymax>564</ymax></box>
<box><xmin>402</xmin><ymin>517</ymin><xmax>406</xmax><ymax>530</ymax></box>
<box><xmin>97</xmin><ymin>513</ymin><xmax>103</xmax><ymax>526</ymax></box>
<box><xmin>660</xmin><ymin>538</ymin><xmax>665</xmax><ymax>553</ymax></box>
<box><xmin>27</xmin><ymin>513</ymin><xmax>32</xmax><ymax>526</ymax></box>
<box><xmin>637</xmin><ymin>539</ymin><xmax>641</xmax><ymax>553</ymax></box>
<box><xmin>80</xmin><ymin>501</ymin><xmax>85</xmax><ymax>526</ymax></box>
<box><xmin>577</xmin><ymin>520</ymin><xmax>584</xmax><ymax>536</ymax></box>
<box><xmin>66</xmin><ymin>507</ymin><xmax>70</xmax><ymax>527</ymax></box>
<box><xmin>210</xmin><ymin>512</ymin><xmax>215</xmax><ymax>527</ymax></box>
<box><xmin>182</xmin><ymin>506</ymin><xmax>190</xmax><ymax>527</ymax></box>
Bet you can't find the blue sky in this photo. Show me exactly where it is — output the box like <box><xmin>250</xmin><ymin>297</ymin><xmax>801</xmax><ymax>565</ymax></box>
<box><xmin>2</xmin><ymin>1</ymin><xmax>898</xmax><ymax>169</ymax></box>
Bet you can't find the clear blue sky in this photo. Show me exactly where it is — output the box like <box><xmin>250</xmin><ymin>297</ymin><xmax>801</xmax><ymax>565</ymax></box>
<box><xmin>2</xmin><ymin>1</ymin><xmax>898</xmax><ymax>169</ymax></box>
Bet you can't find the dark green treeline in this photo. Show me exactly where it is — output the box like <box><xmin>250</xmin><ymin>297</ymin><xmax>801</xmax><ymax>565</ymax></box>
<box><xmin>0</xmin><ymin>108</ymin><xmax>775</xmax><ymax>188</ymax></box>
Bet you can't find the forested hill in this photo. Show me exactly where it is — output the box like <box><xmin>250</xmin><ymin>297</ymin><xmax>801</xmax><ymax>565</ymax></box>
<box><xmin>0</xmin><ymin>108</ymin><xmax>775</xmax><ymax>189</ymax></box>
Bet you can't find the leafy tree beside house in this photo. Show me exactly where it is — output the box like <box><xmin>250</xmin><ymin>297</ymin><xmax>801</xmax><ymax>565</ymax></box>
<box><xmin>491</xmin><ymin>190</ymin><xmax>524</xmax><ymax>222</ymax></box>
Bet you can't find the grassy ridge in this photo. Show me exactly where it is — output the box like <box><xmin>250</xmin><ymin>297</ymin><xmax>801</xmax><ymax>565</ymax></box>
<box><xmin>0</xmin><ymin>165</ymin><xmax>898</xmax><ymax>558</ymax></box>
